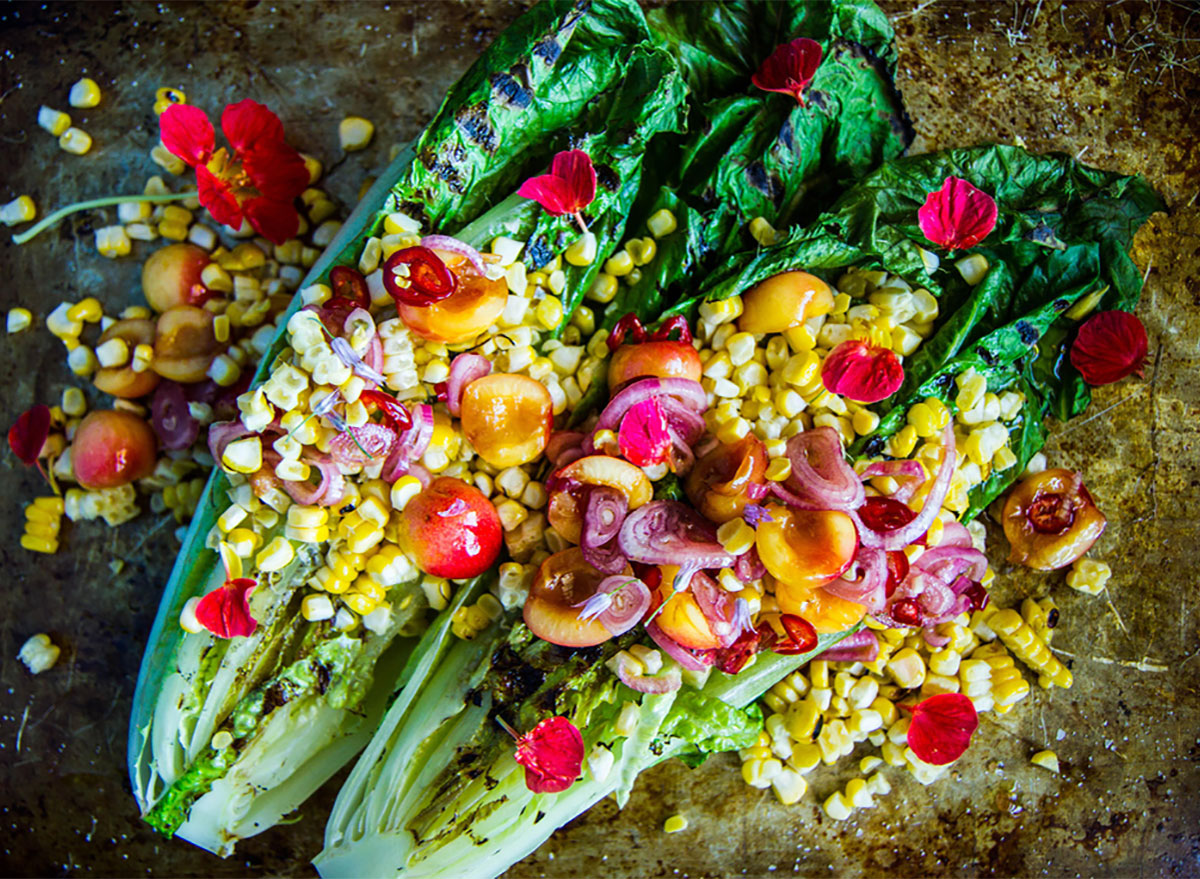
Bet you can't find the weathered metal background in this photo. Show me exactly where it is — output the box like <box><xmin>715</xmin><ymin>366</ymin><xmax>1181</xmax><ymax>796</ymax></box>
<box><xmin>0</xmin><ymin>2</ymin><xmax>1196</xmax><ymax>876</ymax></box>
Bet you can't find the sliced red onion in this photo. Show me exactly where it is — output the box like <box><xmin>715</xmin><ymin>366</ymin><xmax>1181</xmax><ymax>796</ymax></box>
<box><xmin>617</xmin><ymin>500</ymin><xmax>735</xmax><ymax>569</ymax></box>
<box><xmin>746</xmin><ymin>482</ymin><xmax>770</xmax><ymax>501</ymax></box>
<box><xmin>608</xmin><ymin>650</ymin><xmax>681</xmax><ymax>693</ymax></box>
<box><xmin>814</xmin><ymin>629</ymin><xmax>880</xmax><ymax>663</ymax></box>
<box><xmin>546</xmin><ymin>431</ymin><xmax>586</xmax><ymax>467</ymax></box>
<box><xmin>937</xmin><ymin>521</ymin><xmax>974</xmax><ymax>548</ymax></box>
<box><xmin>658</xmin><ymin>395</ymin><xmax>707</xmax><ymax>445</ymax></box>
<box><xmin>853</xmin><ymin>422</ymin><xmax>956</xmax><ymax>550</ymax></box>
<box><xmin>824</xmin><ymin>546</ymin><xmax>888</xmax><ymax>612</ymax></box>
<box><xmin>581</xmin><ymin>486</ymin><xmax>629</xmax><ymax>573</ymax></box>
<box><xmin>328</xmin><ymin>423</ymin><xmax>396</xmax><ymax>466</ymax></box>
<box><xmin>918</xmin><ymin>579</ymin><xmax>956</xmax><ymax>616</ymax></box>
<box><xmin>582</xmin><ymin>540</ymin><xmax>627</xmax><ymax>575</ymax></box>
<box><xmin>594</xmin><ymin>378</ymin><xmax>707</xmax><ymax>440</ymax></box>
<box><xmin>280</xmin><ymin>457</ymin><xmax>345</xmax><ymax>507</ymax></box>
<box><xmin>645</xmin><ymin>620</ymin><xmax>714</xmax><ymax>671</ymax></box>
<box><xmin>151</xmin><ymin>381</ymin><xmax>200</xmax><ymax>450</ymax></box>
<box><xmin>208</xmin><ymin>419</ymin><xmax>281</xmax><ymax>465</ymax></box>
<box><xmin>859</xmin><ymin>458</ymin><xmax>926</xmax><ymax>502</ymax></box>
<box><xmin>689</xmin><ymin>571</ymin><xmax>738</xmax><ymax>647</ymax></box>
<box><xmin>913</xmin><ymin>545</ymin><xmax>988</xmax><ymax>586</ymax></box>
<box><xmin>922</xmin><ymin>626</ymin><xmax>951</xmax><ymax>649</ymax></box>
<box><xmin>576</xmin><ymin>575</ymin><xmax>650</xmax><ymax>637</ymax></box>
<box><xmin>394</xmin><ymin>403</ymin><xmax>434</xmax><ymax>462</ymax></box>
<box><xmin>776</xmin><ymin>427</ymin><xmax>865</xmax><ymax>512</ymax></box>
<box><xmin>421</xmin><ymin>234</ymin><xmax>488</xmax><ymax>276</ymax></box>
<box><xmin>446</xmin><ymin>353</ymin><xmax>493</xmax><ymax>417</ymax></box>
<box><xmin>733</xmin><ymin>546</ymin><xmax>767</xmax><ymax>582</ymax></box>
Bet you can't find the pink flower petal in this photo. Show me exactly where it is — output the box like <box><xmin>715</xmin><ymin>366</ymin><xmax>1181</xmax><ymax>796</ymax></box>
<box><xmin>917</xmin><ymin>176</ymin><xmax>998</xmax><ymax>251</ymax></box>
<box><xmin>195</xmin><ymin>578</ymin><xmax>258</xmax><ymax>639</ymax></box>
<box><xmin>907</xmin><ymin>692</ymin><xmax>979</xmax><ymax>765</ymax></box>
<box><xmin>160</xmin><ymin>104</ymin><xmax>215</xmax><ymax>166</ymax></box>
<box><xmin>618</xmin><ymin>397</ymin><xmax>672</xmax><ymax>467</ymax></box>
<box><xmin>517</xmin><ymin>150</ymin><xmax>596</xmax><ymax>216</ymax></box>
<box><xmin>752</xmin><ymin>38</ymin><xmax>823</xmax><ymax>105</ymax></box>
<box><xmin>821</xmin><ymin>339</ymin><xmax>904</xmax><ymax>403</ymax></box>
<box><xmin>243</xmin><ymin>195</ymin><xmax>301</xmax><ymax>245</ymax></box>
<box><xmin>196</xmin><ymin>165</ymin><xmax>243</xmax><ymax>230</ymax></box>
<box><xmin>221</xmin><ymin>99</ymin><xmax>286</xmax><ymax>155</ymax></box>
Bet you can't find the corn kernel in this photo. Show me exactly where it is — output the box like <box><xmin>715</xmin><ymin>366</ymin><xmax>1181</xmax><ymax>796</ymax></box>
<box><xmin>67</xmin><ymin>346</ymin><xmax>97</xmax><ymax>377</ymax></box>
<box><xmin>603</xmin><ymin>250</ymin><xmax>634</xmax><ymax>277</ymax></box>
<box><xmin>717</xmin><ymin>518</ymin><xmax>756</xmax><ymax>555</ymax></box>
<box><xmin>886</xmin><ymin>648</ymin><xmax>926</xmax><ymax>689</ymax></box>
<box><xmin>956</xmin><ymin>254</ymin><xmax>989</xmax><ymax>285</ymax></box>
<box><xmin>1065</xmin><ymin>558</ymin><xmax>1111</xmax><ymax>596</ymax></box>
<box><xmin>255</xmin><ymin>536</ymin><xmax>295</xmax><ymax>573</ymax></box>
<box><xmin>1031</xmin><ymin>750</ymin><xmax>1060</xmax><ymax>773</ymax></box>
<box><xmin>535</xmin><ymin>296</ymin><xmax>563</xmax><ymax>331</ymax></box>
<box><xmin>823</xmin><ymin>791</ymin><xmax>852</xmax><ymax>821</ymax></box>
<box><xmin>95</xmin><ymin>226</ymin><xmax>132</xmax><ymax>259</ymax></box>
<box><xmin>563</xmin><ymin>230</ymin><xmax>597</xmax><ymax>266</ymax></box>
<box><xmin>586</xmin><ymin>272</ymin><xmax>618</xmax><ymax>303</ymax></box>
<box><xmin>68</xmin><ymin>76</ymin><xmax>102</xmax><ymax>109</ymax></box>
<box><xmin>59</xmin><ymin>127</ymin><xmax>93</xmax><ymax>155</ymax></box>
<box><xmin>0</xmin><ymin>195</ymin><xmax>37</xmax><ymax>227</ymax></box>
<box><xmin>222</xmin><ymin>436</ymin><xmax>262</xmax><ymax>474</ymax></box>
<box><xmin>614</xmin><ymin>700</ymin><xmax>641</xmax><ymax>737</ymax></box>
<box><xmin>645</xmin><ymin>208</ymin><xmax>678</xmax><ymax>238</ymax></box>
<box><xmin>749</xmin><ymin>216</ymin><xmax>777</xmax><ymax>246</ymax></box>
<box><xmin>339</xmin><ymin>116</ymin><xmax>375</xmax><ymax>151</ymax></box>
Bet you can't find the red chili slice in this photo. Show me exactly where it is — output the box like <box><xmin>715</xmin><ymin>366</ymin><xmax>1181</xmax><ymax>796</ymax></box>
<box><xmin>859</xmin><ymin>496</ymin><xmax>918</xmax><ymax>533</ymax></box>
<box><xmin>891</xmin><ymin>597</ymin><xmax>923</xmax><ymax>626</ymax></box>
<box><xmin>884</xmin><ymin>550</ymin><xmax>909</xmax><ymax>598</ymax></box>
<box><xmin>359</xmin><ymin>389</ymin><xmax>413</xmax><ymax>432</ymax></box>
<box><xmin>606</xmin><ymin>313</ymin><xmax>647</xmax><ymax>351</ymax></box>
<box><xmin>773</xmin><ymin>614</ymin><xmax>818</xmax><ymax>655</ymax></box>
<box><xmin>383</xmin><ymin>246</ymin><xmax>457</xmax><ymax>306</ymax></box>
<box><xmin>329</xmin><ymin>265</ymin><xmax>370</xmax><ymax>308</ymax></box>
<box><xmin>650</xmin><ymin>315</ymin><xmax>693</xmax><ymax>345</ymax></box>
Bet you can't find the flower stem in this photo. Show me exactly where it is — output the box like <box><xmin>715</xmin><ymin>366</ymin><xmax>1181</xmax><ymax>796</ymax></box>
<box><xmin>572</xmin><ymin>211</ymin><xmax>589</xmax><ymax>235</ymax></box>
<box><xmin>11</xmin><ymin>192</ymin><xmax>194</xmax><ymax>245</ymax></box>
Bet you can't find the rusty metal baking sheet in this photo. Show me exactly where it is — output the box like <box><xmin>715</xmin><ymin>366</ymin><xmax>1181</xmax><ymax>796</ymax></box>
<box><xmin>1</xmin><ymin>1</ymin><xmax>1197</xmax><ymax>876</ymax></box>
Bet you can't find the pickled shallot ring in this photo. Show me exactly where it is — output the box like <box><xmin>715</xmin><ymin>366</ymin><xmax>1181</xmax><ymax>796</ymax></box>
<box><xmin>420</xmin><ymin>235</ymin><xmax>488</xmax><ymax>276</ymax></box>
<box><xmin>446</xmin><ymin>353</ymin><xmax>492</xmax><ymax>417</ymax></box>
<box><xmin>595</xmin><ymin>378</ymin><xmax>707</xmax><ymax>437</ymax></box>
<box><xmin>645</xmin><ymin>620</ymin><xmax>712</xmax><ymax>671</ymax></box>
<box><xmin>814</xmin><ymin>629</ymin><xmax>880</xmax><ymax>663</ymax></box>
<box><xmin>854</xmin><ymin>422</ymin><xmax>956</xmax><ymax>550</ymax></box>
<box><xmin>574</xmin><ymin>575</ymin><xmax>649</xmax><ymax>637</ymax></box>
<box><xmin>617</xmin><ymin>500</ymin><xmax>734</xmax><ymax>569</ymax></box>
<box><xmin>777</xmin><ymin>426</ymin><xmax>864</xmax><ymax>511</ymax></box>
<box><xmin>329</xmin><ymin>265</ymin><xmax>370</xmax><ymax>307</ymax></box>
<box><xmin>383</xmin><ymin>246</ymin><xmax>456</xmax><ymax>306</ymax></box>
<box><xmin>824</xmin><ymin>545</ymin><xmax>888</xmax><ymax>612</ymax></box>
<box><xmin>612</xmin><ymin>656</ymin><xmax>681</xmax><ymax>694</ymax></box>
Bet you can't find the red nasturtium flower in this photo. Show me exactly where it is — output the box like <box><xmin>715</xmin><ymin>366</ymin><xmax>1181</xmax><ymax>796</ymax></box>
<box><xmin>618</xmin><ymin>397</ymin><xmax>672</xmax><ymax>468</ymax></box>
<box><xmin>8</xmin><ymin>404</ymin><xmax>52</xmax><ymax>467</ymax></box>
<box><xmin>195</xmin><ymin>577</ymin><xmax>259</xmax><ymax>639</ymax></box>
<box><xmin>511</xmin><ymin>715</ymin><xmax>585</xmax><ymax>794</ymax></box>
<box><xmin>517</xmin><ymin>149</ymin><xmax>597</xmax><ymax>233</ymax></box>
<box><xmin>751</xmin><ymin>37</ymin><xmax>824</xmax><ymax>105</ymax></box>
<box><xmin>905</xmin><ymin>692</ymin><xmax>979</xmax><ymax>765</ymax></box>
<box><xmin>1069</xmin><ymin>310</ymin><xmax>1148</xmax><ymax>386</ymax></box>
<box><xmin>160</xmin><ymin>99</ymin><xmax>309</xmax><ymax>245</ymax></box>
<box><xmin>821</xmin><ymin>338</ymin><xmax>904</xmax><ymax>403</ymax></box>
<box><xmin>917</xmin><ymin>176</ymin><xmax>998</xmax><ymax>251</ymax></box>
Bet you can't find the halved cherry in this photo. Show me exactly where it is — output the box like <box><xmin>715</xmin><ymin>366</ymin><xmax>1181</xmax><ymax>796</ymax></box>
<box><xmin>93</xmin><ymin>318</ymin><xmax>161</xmax><ymax>398</ymax></box>
<box><xmin>738</xmin><ymin>270</ymin><xmax>833</xmax><ymax>335</ymax></box>
<box><xmin>460</xmin><ymin>373</ymin><xmax>553</xmax><ymax>468</ymax></box>
<box><xmin>756</xmin><ymin>504</ymin><xmax>858</xmax><ymax>591</ymax></box>
<box><xmin>546</xmin><ymin>454</ymin><xmax>653</xmax><ymax>544</ymax></box>
<box><xmin>141</xmin><ymin>243</ymin><xmax>212</xmax><ymax>313</ymax></box>
<box><xmin>649</xmin><ymin>567</ymin><xmax>723</xmax><ymax>650</ymax></box>
<box><xmin>152</xmin><ymin>306</ymin><xmax>220</xmax><ymax>383</ymax></box>
<box><xmin>772</xmin><ymin>577</ymin><xmax>866</xmax><ymax>635</ymax></box>
<box><xmin>685</xmin><ymin>434</ymin><xmax>767</xmax><ymax>523</ymax></box>
<box><xmin>1002</xmin><ymin>468</ymin><xmax>1106</xmax><ymax>570</ymax></box>
<box><xmin>397</xmin><ymin>476</ymin><xmax>502</xmax><ymax>579</ymax></box>
<box><xmin>608</xmin><ymin>340</ymin><xmax>703</xmax><ymax>389</ymax></box>
<box><xmin>396</xmin><ymin>254</ymin><xmax>505</xmax><ymax>343</ymax></box>
<box><xmin>523</xmin><ymin>547</ymin><xmax>633</xmax><ymax>648</ymax></box>
<box><xmin>71</xmin><ymin>409</ymin><xmax>157</xmax><ymax>489</ymax></box>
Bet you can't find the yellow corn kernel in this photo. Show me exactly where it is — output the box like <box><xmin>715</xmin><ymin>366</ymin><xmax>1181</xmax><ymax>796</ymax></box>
<box><xmin>742</xmin><ymin>757</ymin><xmax>782</xmax><ymax>788</ymax></box>
<box><xmin>764</xmin><ymin>457</ymin><xmax>792</xmax><ymax>483</ymax></box>
<box><xmin>956</xmin><ymin>254</ymin><xmax>989</xmax><ymax>285</ymax></box>
<box><xmin>717</xmin><ymin>518</ymin><xmax>756</xmax><ymax>555</ymax></box>
<box><xmin>626</xmin><ymin>237</ymin><xmax>657</xmax><ymax>266</ymax></box>
<box><xmin>256</xmin><ymin>536</ymin><xmax>295</xmax><ymax>573</ymax></box>
<box><xmin>344</xmin><ymin>591</ymin><xmax>379</xmax><ymax>616</ymax></box>
<box><xmin>988</xmin><ymin>609</ymin><xmax>1072</xmax><ymax>688</ymax></box>
<box><xmin>823</xmin><ymin>791</ymin><xmax>852</xmax><ymax>821</ymax></box>
<box><xmin>38</xmin><ymin>105</ymin><xmax>72</xmax><ymax>136</ymax></box>
<box><xmin>603</xmin><ymin>250</ymin><xmax>634</xmax><ymax>277</ymax></box>
<box><xmin>663</xmin><ymin>814</ymin><xmax>689</xmax><ymax>834</ymax></box>
<box><xmin>59</xmin><ymin>127</ymin><xmax>93</xmax><ymax>155</ymax></box>
<box><xmin>221</xmin><ymin>436</ymin><xmax>262</xmax><ymax>474</ymax></box>
<box><xmin>95</xmin><ymin>226</ymin><xmax>132</xmax><ymax>259</ymax></box>
<box><xmin>7</xmin><ymin>307</ymin><xmax>33</xmax><ymax>333</ymax></box>
<box><xmin>149</xmin><ymin>142</ymin><xmax>186</xmax><ymax>175</ymax></box>
<box><xmin>535</xmin><ymin>296</ymin><xmax>563</xmax><ymax>330</ymax></box>
<box><xmin>1031</xmin><ymin>750</ymin><xmax>1060</xmax><ymax>773</ymax></box>
<box><xmin>68</xmin><ymin>77</ymin><xmax>102</xmax><ymax>108</ymax></box>
<box><xmin>645</xmin><ymin>208</ymin><xmax>677</xmax><ymax>238</ymax></box>
<box><xmin>614</xmin><ymin>700</ymin><xmax>641</xmax><ymax>737</ymax></box>
<box><xmin>749</xmin><ymin>216</ymin><xmax>777</xmax><ymax>246</ymax></box>
<box><xmin>21</xmin><ymin>534</ymin><xmax>59</xmax><ymax>554</ymax></box>
<box><xmin>851</xmin><ymin>408</ymin><xmax>880</xmax><ymax>436</ymax></box>
<box><xmin>886</xmin><ymin>648</ymin><xmax>927</xmax><ymax>689</ymax></box>
<box><xmin>339</xmin><ymin>116</ymin><xmax>375</xmax><ymax>151</ymax></box>
<box><xmin>298</xmin><ymin>153</ymin><xmax>323</xmax><ymax>185</ymax></box>
<box><xmin>586</xmin><ymin>272</ymin><xmax>618</xmax><ymax>304</ymax></box>
<box><xmin>300</xmin><ymin>593</ymin><xmax>335</xmax><ymax>622</ymax></box>
<box><xmin>1065</xmin><ymin>558</ymin><xmax>1111</xmax><ymax>596</ymax></box>
<box><xmin>153</xmin><ymin>86</ymin><xmax>186</xmax><ymax>114</ymax></box>
<box><xmin>886</xmin><ymin>424</ymin><xmax>918</xmax><ymax>458</ymax></box>
<box><xmin>1</xmin><ymin>195</ymin><xmax>37</xmax><ymax>227</ymax></box>
<box><xmin>225</xmin><ymin>528</ymin><xmax>261</xmax><ymax>558</ymax></box>
<box><xmin>715</xmin><ymin>416</ymin><xmax>750</xmax><ymax>444</ymax></box>
<box><xmin>564</xmin><ymin>231</ymin><xmax>597</xmax><ymax>266</ymax></box>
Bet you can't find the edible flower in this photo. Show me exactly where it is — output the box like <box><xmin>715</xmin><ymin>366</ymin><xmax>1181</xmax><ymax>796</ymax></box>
<box><xmin>618</xmin><ymin>397</ymin><xmax>672</xmax><ymax>468</ymax></box>
<box><xmin>330</xmin><ymin>336</ymin><xmax>385</xmax><ymax>386</ymax></box>
<box><xmin>1069</xmin><ymin>310</ymin><xmax>1148</xmax><ymax>386</ymax></box>
<box><xmin>503</xmin><ymin>715</ymin><xmax>585</xmax><ymax>794</ymax></box>
<box><xmin>751</xmin><ymin>37</ymin><xmax>823</xmax><ymax>105</ymax></box>
<box><xmin>742</xmin><ymin>503</ymin><xmax>774</xmax><ymax>527</ymax></box>
<box><xmin>8</xmin><ymin>404</ymin><xmax>52</xmax><ymax>467</ymax></box>
<box><xmin>905</xmin><ymin>692</ymin><xmax>979</xmax><ymax>765</ymax></box>
<box><xmin>821</xmin><ymin>338</ymin><xmax>904</xmax><ymax>403</ymax></box>
<box><xmin>160</xmin><ymin>99</ymin><xmax>309</xmax><ymax>244</ymax></box>
<box><xmin>917</xmin><ymin>176</ymin><xmax>998</xmax><ymax>252</ymax></box>
<box><xmin>731</xmin><ymin>597</ymin><xmax>754</xmax><ymax>635</ymax></box>
<box><xmin>195</xmin><ymin>577</ymin><xmax>259</xmax><ymax>639</ymax></box>
<box><xmin>517</xmin><ymin>149</ymin><xmax>596</xmax><ymax>234</ymax></box>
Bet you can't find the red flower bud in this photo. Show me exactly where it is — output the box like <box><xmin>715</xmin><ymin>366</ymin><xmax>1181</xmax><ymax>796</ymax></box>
<box><xmin>821</xmin><ymin>339</ymin><xmax>904</xmax><ymax>403</ymax></box>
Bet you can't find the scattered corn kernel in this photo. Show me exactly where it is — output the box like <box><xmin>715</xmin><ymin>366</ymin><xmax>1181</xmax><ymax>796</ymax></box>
<box><xmin>0</xmin><ymin>195</ymin><xmax>37</xmax><ymax>226</ymax></box>
<box><xmin>59</xmin><ymin>126</ymin><xmax>93</xmax><ymax>155</ymax></box>
<box><xmin>68</xmin><ymin>77</ymin><xmax>102</xmax><ymax>108</ymax></box>
<box><xmin>339</xmin><ymin>116</ymin><xmax>375</xmax><ymax>151</ymax></box>
<box><xmin>1031</xmin><ymin>750</ymin><xmax>1061</xmax><ymax>773</ymax></box>
<box><xmin>663</xmin><ymin>814</ymin><xmax>688</xmax><ymax>834</ymax></box>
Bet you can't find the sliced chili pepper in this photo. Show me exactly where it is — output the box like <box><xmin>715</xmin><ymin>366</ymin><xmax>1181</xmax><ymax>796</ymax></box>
<box><xmin>650</xmin><ymin>315</ymin><xmax>692</xmax><ymax>345</ymax></box>
<box><xmin>8</xmin><ymin>404</ymin><xmax>52</xmax><ymax>466</ymax></box>
<box><xmin>885</xmin><ymin>550</ymin><xmax>910</xmax><ymax>597</ymax></box>
<box><xmin>383</xmin><ymin>246</ymin><xmax>457</xmax><ymax>307</ymax></box>
<box><xmin>432</xmin><ymin>381</ymin><xmax>449</xmax><ymax>402</ymax></box>
<box><xmin>859</xmin><ymin>496</ymin><xmax>918</xmax><ymax>533</ymax></box>
<box><xmin>606</xmin><ymin>313</ymin><xmax>646</xmax><ymax>352</ymax></box>
<box><xmin>773</xmin><ymin>614</ymin><xmax>818</xmax><ymax>655</ymax></box>
<box><xmin>891</xmin><ymin>597</ymin><xmax>923</xmax><ymax>626</ymax></box>
<box><xmin>961</xmin><ymin>581</ymin><xmax>990</xmax><ymax>612</ymax></box>
<box><xmin>329</xmin><ymin>265</ymin><xmax>371</xmax><ymax>308</ymax></box>
<box><xmin>716</xmin><ymin>622</ymin><xmax>778</xmax><ymax>674</ymax></box>
<box><xmin>359</xmin><ymin>389</ymin><xmax>413</xmax><ymax>432</ymax></box>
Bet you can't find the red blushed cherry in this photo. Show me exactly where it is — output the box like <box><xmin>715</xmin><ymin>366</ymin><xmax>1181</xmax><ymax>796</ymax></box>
<box><xmin>398</xmin><ymin>477</ymin><xmax>502</xmax><ymax>579</ymax></box>
<box><xmin>607</xmin><ymin>340</ymin><xmax>702</xmax><ymax>389</ymax></box>
<box><xmin>71</xmin><ymin>409</ymin><xmax>158</xmax><ymax>489</ymax></box>
<box><xmin>1002</xmin><ymin>468</ymin><xmax>1106</xmax><ymax>571</ymax></box>
<box><xmin>141</xmin><ymin>243</ymin><xmax>212</xmax><ymax>313</ymax></box>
